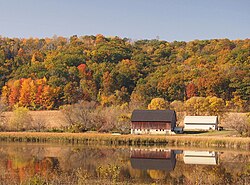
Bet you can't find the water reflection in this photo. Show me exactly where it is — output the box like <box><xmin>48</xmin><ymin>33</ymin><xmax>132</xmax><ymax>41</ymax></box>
<box><xmin>0</xmin><ymin>143</ymin><xmax>249</xmax><ymax>184</ymax></box>
<box><xmin>129</xmin><ymin>148</ymin><xmax>219</xmax><ymax>172</ymax></box>
<box><xmin>130</xmin><ymin>148</ymin><xmax>176</xmax><ymax>171</ymax></box>
<box><xmin>183</xmin><ymin>151</ymin><xmax>218</xmax><ymax>165</ymax></box>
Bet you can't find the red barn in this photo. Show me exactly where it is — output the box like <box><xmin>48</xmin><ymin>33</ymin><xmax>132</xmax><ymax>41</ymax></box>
<box><xmin>131</xmin><ymin>110</ymin><xmax>177</xmax><ymax>134</ymax></box>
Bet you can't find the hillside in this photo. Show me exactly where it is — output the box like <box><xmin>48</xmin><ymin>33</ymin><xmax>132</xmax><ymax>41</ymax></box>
<box><xmin>0</xmin><ymin>36</ymin><xmax>249</xmax><ymax>110</ymax></box>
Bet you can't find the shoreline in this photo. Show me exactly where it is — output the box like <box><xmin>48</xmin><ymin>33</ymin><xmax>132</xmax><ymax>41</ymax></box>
<box><xmin>0</xmin><ymin>132</ymin><xmax>249</xmax><ymax>150</ymax></box>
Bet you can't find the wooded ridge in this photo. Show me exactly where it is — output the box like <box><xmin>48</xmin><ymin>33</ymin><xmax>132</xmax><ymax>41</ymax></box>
<box><xmin>0</xmin><ymin>35</ymin><xmax>249</xmax><ymax>110</ymax></box>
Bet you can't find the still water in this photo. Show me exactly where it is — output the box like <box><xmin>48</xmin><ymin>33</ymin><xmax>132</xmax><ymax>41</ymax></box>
<box><xmin>0</xmin><ymin>142</ymin><xmax>249</xmax><ymax>185</ymax></box>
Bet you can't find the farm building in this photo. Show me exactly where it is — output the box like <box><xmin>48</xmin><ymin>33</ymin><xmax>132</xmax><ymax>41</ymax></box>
<box><xmin>131</xmin><ymin>110</ymin><xmax>177</xmax><ymax>134</ymax></box>
<box><xmin>184</xmin><ymin>116</ymin><xmax>218</xmax><ymax>130</ymax></box>
<box><xmin>130</xmin><ymin>148</ymin><xmax>176</xmax><ymax>171</ymax></box>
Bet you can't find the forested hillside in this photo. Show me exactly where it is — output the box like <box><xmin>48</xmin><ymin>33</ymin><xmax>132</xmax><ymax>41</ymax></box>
<box><xmin>0</xmin><ymin>35</ymin><xmax>249</xmax><ymax>110</ymax></box>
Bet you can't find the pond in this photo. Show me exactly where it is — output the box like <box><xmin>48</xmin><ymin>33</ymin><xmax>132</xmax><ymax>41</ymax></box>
<box><xmin>0</xmin><ymin>142</ymin><xmax>249</xmax><ymax>185</ymax></box>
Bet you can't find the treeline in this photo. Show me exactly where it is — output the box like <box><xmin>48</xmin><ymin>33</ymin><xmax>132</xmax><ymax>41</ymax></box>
<box><xmin>0</xmin><ymin>35</ymin><xmax>249</xmax><ymax>110</ymax></box>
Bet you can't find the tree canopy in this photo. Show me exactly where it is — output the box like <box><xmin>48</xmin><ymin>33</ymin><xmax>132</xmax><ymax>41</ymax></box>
<box><xmin>0</xmin><ymin>35</ymin><xmax>249</xmax><ymax>111</ymax></box>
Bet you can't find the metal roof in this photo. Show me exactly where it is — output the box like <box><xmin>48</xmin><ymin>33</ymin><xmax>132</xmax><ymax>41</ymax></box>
<box><xmin>184</xmin><ymin>116</ymin><xmax>218</xmax><ymax>124</ymax></box>
<box><xmin>131</xmin><ymin>110</ymin><xmax>176</xmax><ymax>122</ymax></box>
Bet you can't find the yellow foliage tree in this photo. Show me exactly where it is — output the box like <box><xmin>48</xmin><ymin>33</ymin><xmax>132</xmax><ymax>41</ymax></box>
<box><xmin>19</xmin><ymin>78</ymin><xmax>32</xmax><ymax>107</ymax></box>
<box><xmin>148</xmin><ymin>98</ymin><xmax>169</xmax><ymax>110</ymax></box>
<box><xmin>184</xmin><ymin>97</ymin><xmax>207</xmax><ymax>116</ymax></box>
<box><xmin>206</xmin><ymin>96</ymin><xmax>225</xmax><ymax>116</ymax></box>
<box><xmin>231</xmin><ymin>93</ymin><xmax>247</xmax><ymax>111</ymax></box>
<box><xmin>185</xmin><ymin>96</ymin><xmax>225</xmax><ymax>116</ymax></box>
<box><xmin>170</xmin><ymin>100</ymin><xmax>184</xmax><ymax>112</ymax></box>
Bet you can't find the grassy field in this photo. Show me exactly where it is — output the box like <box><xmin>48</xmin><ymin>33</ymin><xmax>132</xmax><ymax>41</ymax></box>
<box><xmin>183</xmin><ymin>130</ymin><xmax>238</xmax><ymax>136</ymax></box>
<box><xmin>0</xmin><ymin>132</ymin><xmax>249</xmax><ymax>150</ymax></box>
<box><xmin>2</xmin><ymin>110</ymin><xmax>67</xmax><ymax>128</ymax></box>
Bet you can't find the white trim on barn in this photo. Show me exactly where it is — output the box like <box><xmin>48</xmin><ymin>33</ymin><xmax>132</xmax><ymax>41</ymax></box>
<box><xmin>184</xmin><ymin>116</ymin><xmax>218</xmax><ymax>130</ymax></box>
<box><xmin>131</xmin><ymin>128</ymin><xmax>170</xmax><ymax>135</ymax></box>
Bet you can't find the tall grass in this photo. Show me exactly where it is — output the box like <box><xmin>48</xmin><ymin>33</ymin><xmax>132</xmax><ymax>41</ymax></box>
<box><xmin>0</xmin><ymin>132</ymin><xmax>249</xmax><ymax>149</ymax></box>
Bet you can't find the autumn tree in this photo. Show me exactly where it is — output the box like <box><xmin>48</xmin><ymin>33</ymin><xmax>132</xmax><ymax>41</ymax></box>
<box><xmin>102</xmin><ymin>71</ymin><xmax>114</xmax><ymax>95</ymax></box>
<box><xmin>186</xmin><ymin>83</ymin><xmax>197</xmax><ymax>99</ymax></box>
<box><xmin>8</xmin><ymin>80</ymin><xmax>21</xmax><ymax>107</ymax></box>
<box><xmin>185</xmin><ymin>97</ymin><xmax>207</xmax><ymax>116</ymax></box>
<box><xmin>226</xmin><ymin>93</ymin><xmax>248</xmax><ymax>112</ymax></box>
<box><xmin>1</xmin><ymin>78</ymin><xmax>59</xmax><ymax>110</ymax></box>
<box><xmin>185</xmin><ymin>96</ymin><xmax>225</xmax><ymax>116</ymax></box>
<box><xmin>63</xmin><ymin>82</ymin><xmax>81</xmax><ymax>104</ymax></box>
<box><xmin>148</xmin><ymin>98</ymin><xmax>169</xmax><ymax>110</ymax></box>
<box><xmin>19</xmin><ymin>78</ymin><xmax>32</xmax><ymax>107</ymax></box>
<box><xmin>170</xmin><ymin>100</ymin><xmax>184</xmax><ymax>112</ymax></box>
<box><xmin>206</xmin><ymin>96</ymin><xmax>225</xmax><ymax>117</ymax></box>
<box><xmin>40</xmin><ymin>85</ymin><xmax>58</xmax><ymax>110</ymax></box>
<box><xmin>31</xmin><ymin>51</ymin><xmax>44</xmax><ymax>63</ymax></box>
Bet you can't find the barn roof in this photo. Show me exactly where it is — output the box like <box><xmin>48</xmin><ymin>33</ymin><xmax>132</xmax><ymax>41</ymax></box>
<box><xmin>130</xmin><ymin>158</ymin><xmax>176</xmax><ymax>171</ymax></box>
<box><xmin>184</xmin><ymin>116</ymin><xmax>218</xmax><ymax>124</ymax></box>
<box><xmin>131</xmin><ymin>110</ymin><xmax>176</xmax><ymax>122</ymax></box>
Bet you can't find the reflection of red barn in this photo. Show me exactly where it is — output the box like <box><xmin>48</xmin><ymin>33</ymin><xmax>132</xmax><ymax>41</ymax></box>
<box><xmin>131</xmin><ymin>148</ymin><xmax>172</xmax><ymax>159</ymax></box>
<box><xmin>130</xmin><ymin>148</ymin><xmax>176</xmax><ymax>171</ymax></box>
<box><xmin>131</xmin><ymin>110</ymin><xmax>177</xmax><ymax>135</ymax></box>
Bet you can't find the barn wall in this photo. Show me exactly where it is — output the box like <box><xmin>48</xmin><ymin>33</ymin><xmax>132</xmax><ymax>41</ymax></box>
<box><xmin>131</xmin><ymin>121</ymin><xmax>173</xmax><ymax>134</ymax></box>
<box><xmin>184</xmin><ymin>124</ymin><xmax>217</xmax><ymax>130</ymax></box>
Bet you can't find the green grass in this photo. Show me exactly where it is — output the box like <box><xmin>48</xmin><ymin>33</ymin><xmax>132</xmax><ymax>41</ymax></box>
<box><xmin>184</xmin><ymin>130</ymin><xmax>238</xmax><ymax>136</ymax></box>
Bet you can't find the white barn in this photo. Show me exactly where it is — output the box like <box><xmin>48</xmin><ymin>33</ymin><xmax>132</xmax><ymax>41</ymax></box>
<box><xmin>184</xmin><ymin>116</ymin><xmax>218</xmax><ymax>130</ymax></box>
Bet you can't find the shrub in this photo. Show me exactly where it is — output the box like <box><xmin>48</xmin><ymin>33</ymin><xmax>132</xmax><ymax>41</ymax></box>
<box><xmin>31</xmin><ymin>117</ymin><xmax>47</xmax><ymax>132</ymax></box>
<box><xmin>61</xmin><ymin>101</ymin><xmax>132</xmax><ymax>134</ymax></box>
<box><xmin>61</xmin><ymin>101</ymin><xmax>98</xmax><ymax>132</ymax></box>
<box><xmin>9</xmin><ymin>106</ymin><xmax>33</xmax><ymax>131</ymax></box>
<box><xmin>224</xmin><ymin>113</ymin><xmax>250</xmax><ymax>137</ymax></box>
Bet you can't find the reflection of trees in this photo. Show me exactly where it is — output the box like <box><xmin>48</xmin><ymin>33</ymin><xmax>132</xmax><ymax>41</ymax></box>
<box><xmin>147</xmin><ymin>169</ymin><xmax>166</xmax><ymax>180</ymax></box>
<box><xmin>219</xmin><ymin>153</ymin><xmax>250</xmax><ymax>184</ymax></box>
<box><xmin>171</xmin><ymin>153</ymin><xmax>250</xmax><ymax>185</ymax></box>
<box><xmin>0</xmin><ymin>144</ymin><xmax>249</xmax><ymax>184</ymax></box>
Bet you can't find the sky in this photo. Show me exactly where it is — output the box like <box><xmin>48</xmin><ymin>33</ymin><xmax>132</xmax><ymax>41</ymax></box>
<box><xmin>0</xmin><ymin>0</ymin><xmax>249</xmax><ymax>41</ymax></box>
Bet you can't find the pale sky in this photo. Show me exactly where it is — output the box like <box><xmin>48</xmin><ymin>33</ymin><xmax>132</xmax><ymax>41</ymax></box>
<box><xmin>0</xmin><ymin>0</ymin><xmax>249</xmax><ymax>41</ymax></box>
